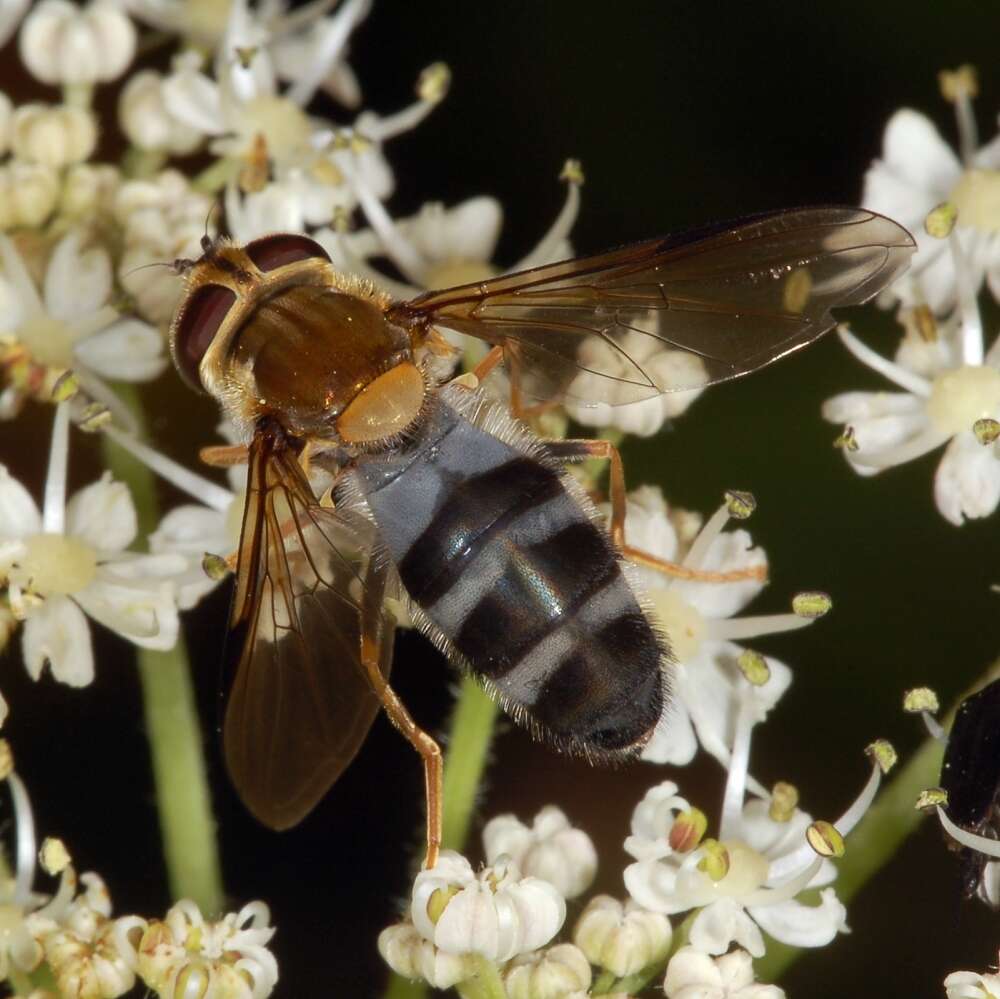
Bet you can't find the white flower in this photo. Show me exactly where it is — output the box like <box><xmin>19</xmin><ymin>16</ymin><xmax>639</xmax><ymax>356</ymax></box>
<box><xmin>822</xmin><ymin>318</ymin><xmax>1000</xmax><ymax>525</ymax></box>
<box><xmin>663</xmin><ymin>946</ymin><xmax>785</xmax><ymax>999</ymax></box>
<box><xmin>945</xmin><ymin>970</ymin><xmax>1000</xmax><ymax>999</ymax></box>
<box><xmin>19</xmin><ymin>0</ymin><xmax>136</xmax><ymax>88</ymax></box>
<box><xmin>59</xmin><ymin>163</ymin><xmax>120</xmax><ymax>221</ymax></box>
<box><xmin>482</xmin><ymin>805</ymin><xmax>597</xmax><ymax>899</ymax></box>
<box><xmin>115</xmin><ymin>169</ymin><xmax>213</xmax><ymax>325</ymax></box>
<box><xmin>0</xmin><ymin>230</ymin><xmax>166</xmax><ymax>420</ymax></box>
<box><xmin>0</xmin><ymin>406</ymin><xmax>187</xmax><ymax>688</ymax></box>
<box><xmin>572</xmin><ymin>895</ymin><xmax>672</xmax><ymax>978</ymax></box>
<box><xmin>611</xmin><ymin>487</ymin><xmax>803</xmax><ymax>768</ymax></box>
<box><xmin>410</xmin><ymin>851</ymin><xmax>565</xmax><ymax>963</ymax></box>
<box><xmin>0</xmin><ymin>0</ymin><xmax>27</xmax><ymax>51</ymax></box>
<box><xmin>863</xmin><ymin>104</ymin><xmax>1000</xmax><ymax>314</ymax></box>
<box><xmin>10</xmin><ymin>104</ymin><xmax>97</xmax><ymax>168</ymax></box>
<box><xmin>377</xmin><ymin>921</ymin><xmax>473</xmax><ymax>990</ymax></box>
<box><xmin>504</xmin><ymin>943</ymin><xmax>592</xmax><ymax>999</ymax></box>
<box><xmin>623</xmin><ymin>737</ymin><xmax>887</xmax><ymax>959</ymax></box>
<box><xmin>118</xmin><ymin>67</ymin><xmax>204</xmax><ymax>156</ymax></box>
<box><xmin>317</xmin><ymin>176</ymin><xmax>579</xmax><ymax>302</ymax></box>
<box><xmin>123</xmin><ymin>899</ymin><xmax>278</xmax><ymax>999</ymax></box>
<box><xmin>0</xmin><ymin>161</ymin><xmax>59</xmax><ymax>230</ymax></box>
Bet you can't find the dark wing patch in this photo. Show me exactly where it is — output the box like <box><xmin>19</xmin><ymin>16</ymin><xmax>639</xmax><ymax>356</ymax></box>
<box><xmin>225</xmin><ymin>433</ymin><xmax>393</xmax><ymax>830</ymax></box>
<box><xmin>390</xmin><ymin>207</ymin><xmax>914</xmax><ymax>406</ymax></box>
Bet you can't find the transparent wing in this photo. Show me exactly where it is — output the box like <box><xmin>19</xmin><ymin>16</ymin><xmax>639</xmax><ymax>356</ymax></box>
<box><xmin>224</xmin><ymin>432</ymin><xmax>393</xmax><ymax>830</ymax></box>
<box><xmin>389</xmin><ymin>207</ymin><xmax>915</xmax><ymax>405</ymax></box>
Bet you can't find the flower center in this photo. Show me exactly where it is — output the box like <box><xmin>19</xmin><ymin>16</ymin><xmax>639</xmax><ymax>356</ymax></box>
<box><xmin>706</xmin><ymin>841</ymin><xmax>769</xmax><ymax>895</ymax></box>
<box><xmin>10</xmin><ymin>534</ymin><xmax>97</xmax><ymax>596</ymax></box>
<box><xmin>926</xmin><ymin>365</ymin><xmax>1000</xmax><ymax>434</ymax></box>
<box><xmin>422</xmin><ymin>260</ymin><xmax>498</xmax><ymax>290</ymax></box>
<box><xmin>237</xmin><ymin>97</ymin><xmax>312</xmax><ymax>160</ymax></box>
<box><xmin>17</xmin><ymin>313</ymin><xmax>77</xmax><ymax>370</ymax></box>
<box><xmin>950</xmin><ymin>169</ymin><xmax>1000</xmax><ymax>232</ymax></box>
<box><xmin>650</xmin><ymin>589</ymin><xmax>705</xmax><ymax>662</ymax></box>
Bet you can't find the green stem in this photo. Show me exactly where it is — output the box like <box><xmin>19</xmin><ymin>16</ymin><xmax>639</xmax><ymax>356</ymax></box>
<box><xmin>383</xmin><ymin>974</ymin><xmax>430</xmax><ymax>999</ymax></box>
<box><xmin>441</xmin><ymin>675</ymin><xmax>500</xmax><ymax>853</ymax></box>
<box><xmin>101</xmin><ymin>385</ymin><xmax>224</xmax><ymax>914</ymax></box>
<box><xmin>455</xmin><ymin>957</ymin><xmax>506</xmax><ymax>999</ymax></box>
<box><xmin>757</xmin><ymin>663</ymin><xmax>1000</xmax><ymax>983</ymax></box>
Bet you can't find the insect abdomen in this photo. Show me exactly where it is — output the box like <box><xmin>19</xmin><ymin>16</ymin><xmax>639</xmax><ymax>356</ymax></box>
<box><xmin>350</xmin><ymin>391</ymin><xmax>668</xmax><ymax>756</ymax></box>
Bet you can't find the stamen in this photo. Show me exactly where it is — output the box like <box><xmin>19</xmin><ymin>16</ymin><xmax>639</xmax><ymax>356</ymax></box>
<box><xmin>284</xmin><ymin>0</ymin><xmax>370</xmax><ymax>107</ymax></box>
<box><xmin>683</xmin><ymin>503</ymin><xmax>731</xmax><ymax>571</ymax></box>
<box><xmin>719</xmin><ymin>690</ymin><xmax>755</xmax><ymax>841</ymax></box>
<box><xmin>922</xmin><ymin>713</ymin><xmax>946</xmax><ymax>741</ymax></box>
<box><xmin>341</xmin><ymin>162</ymin><xmax>427</xmax><ymax>285</ymax></box>
<box><xmin>509</xmin><ymin>164</ymin><xmax>583</xmax><ymax>272</ymax></box>
<box><xmin>707</xmin><ymin>613</ymin><xmax>811</xmax><ymax>642</ymax></box>
<box><xmin>837</xmin><ymin>326</ymin><xmax>932</xmax><ymax>397</ymax></box>
<box><xmin>742</xmin><ymin>855</ymin><xmax>824</xmax><ymax>905</ymax></box>
<box><xmin>937</xmin><ymin>805</ymin><xmax>1000</xmax><ymax>858</ymax></box>
<box><xmin>949</xmin><ymin>233</ymin><xmax>985</xmax><ymax>366</ymax></box>
<box><xmin>103</xmin><ymin>425</ymin><xmax>234</xmax><ymax>513</ymax></box>
<box><xmin>360</xmin><ymin>87</ymin><xmax>442</xmax><ymax>142</ymax></box>
<box><xmin>42</xmin><ymin>401</ymin><xmax>70</xmax><ymax>535</ymax></box>
<box><xmin>850</xmin><ymin>425</ymin><xmax>952</xmax><ymax>470</ymax></box>
<box><xmin>7</xmin><ymin>772</ymin><xmax>36</xmax><ymax>907</ymax></box>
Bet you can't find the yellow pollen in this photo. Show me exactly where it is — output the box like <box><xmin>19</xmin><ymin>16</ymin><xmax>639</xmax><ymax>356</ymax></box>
<box><xmin>926</xmin><ymin>365</ymin><xmax>1000</xmax><ymax>435</ymax></box>
<box><xmin>950</xmin><ymin>169</ymin><xmax>1000</xmax><ymax>232</ymax></box>
<box><xmin>11</xmin><ymin>534</ymin><xmax>97</xmax><ymax>596</ymax></box>
<box><xmin>423</xmin><ymin>260</ymin><xmax>498</xmax><ymax>291</ymax></box>
<box><xmin>237</xmin><ymin>97</ymin><xmax>312</xmax><ymax>159</ymax></box>
<box><xmin>17</xmin><ymin>314</ymin><xmax>77</xmax><ymax>370</ymax></box>
<box><xmin>650</xmin><ymin>589</ymin><xmax>705</xmax><ymax>662</ymax></box>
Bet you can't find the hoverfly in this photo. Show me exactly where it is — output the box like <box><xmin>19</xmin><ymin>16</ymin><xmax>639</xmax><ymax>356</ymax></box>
<box><xmin>940</xmin><ymin>679</ymin><xmax>1000</xmax><ymax>905</ymax></box>
<box><xmin>169</xmin><ymin>207</ymin><xmax>913</xmax><ymax>866</ymax></box>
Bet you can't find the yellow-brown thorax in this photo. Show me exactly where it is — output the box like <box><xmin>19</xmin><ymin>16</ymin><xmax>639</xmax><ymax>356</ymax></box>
<box><xmin>169</xmin><ymin>234</ymin><xmax>427</xmax><ymax>447</ymax></box>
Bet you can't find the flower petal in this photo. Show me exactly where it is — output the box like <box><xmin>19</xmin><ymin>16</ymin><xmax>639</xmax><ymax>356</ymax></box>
<box><xmin>65</xmin><ymin>473</ymin><xmax>136</xmax><ymax>552</ymax></box>
<box><xmin>0</xmin><ymin>465</ymin><xmax>41</xmax><ymax>537</ymax></box>
<box><xmin>688</xmin><ymin>897</ymin><xmax>765</xmax><ymax>958</ymax></box>
<box><xmin>640</xmin><ymin>693</ymin><xmax>698</xmax><ymax>765</ymax></box>
<box><xmin>21</xmin><ymin>594</ymin><xmax>93</xmax><ymax>686</ymax></box>
<box><xmin>934</xmin><ymin>431</ymin><xmax>1000</xmax><ymax>525</ymax></box>
<box><xmin>73</xmin><ymin>317</ymin><xmax>167</xmax><ymax>382</ymax></box>
<box><xmin>43</xmin><ymin>231</ymin><xmax>111</xmax><ymax>321</ymax></box>
<box><xmin>162</xmin><ymin>67</ymin><xmax>224</xmax><ymax>135</ymax></box>
<box><xmin>872</xmin><ymin>109</ymin><xmax>961</xmax><ymax>200</ymax></box>
<box><xmin>747</xmin><ymin>887</ymin><xmax>847</xmax><ymax>949</ymax></box>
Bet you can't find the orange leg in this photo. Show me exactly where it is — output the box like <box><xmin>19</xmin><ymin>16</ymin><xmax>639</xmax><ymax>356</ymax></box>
<box><xmin>360</xmin><ymin>563</ymin><xmax>443</xmax><ymax>868</ymax></box>
<box><xmin>546</xmin><ymin>437</ymin><xmax>766</xmax><ymax>584</ymax></box>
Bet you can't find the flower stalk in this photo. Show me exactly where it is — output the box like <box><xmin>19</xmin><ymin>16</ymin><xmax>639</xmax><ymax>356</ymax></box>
<box><xmin>101</xmin><ymin>384</ymin><xmax>224</xmax><ymax>915</ymax></box>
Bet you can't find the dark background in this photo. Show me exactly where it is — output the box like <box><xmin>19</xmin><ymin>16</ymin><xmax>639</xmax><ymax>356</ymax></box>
<box><xmin>3</xmin><ymin>2</ymin><xmax>1000</xmax><ymax>997</ymax></box>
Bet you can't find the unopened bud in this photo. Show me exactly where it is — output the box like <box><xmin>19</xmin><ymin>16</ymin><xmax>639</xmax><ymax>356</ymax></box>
<box><xmin>504</xmin><ymin>943</ymin><xmax>592</xmax><ymax>999</ymax></box>
<box><xmin>572</xmin><ymin>896</ymin><xmax>672</xmax><ymax>978</ymax></box>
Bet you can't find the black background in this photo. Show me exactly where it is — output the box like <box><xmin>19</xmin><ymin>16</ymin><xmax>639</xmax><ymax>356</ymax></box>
<box><xmin>3</xmin><ymin>2</ymin><xmax>1000</xmax><ymax>997</ymax></box>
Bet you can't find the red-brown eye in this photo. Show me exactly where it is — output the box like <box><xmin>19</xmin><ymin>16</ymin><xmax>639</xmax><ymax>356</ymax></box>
<box><xmin>245</xmin><ymin>234</ymin><xmax>330</xmax><ymax>272</ymax></box>
<box><xmin>172</xmin><ymin>283</ymin><xmax>236</xmax><ymax>391</ymax></box>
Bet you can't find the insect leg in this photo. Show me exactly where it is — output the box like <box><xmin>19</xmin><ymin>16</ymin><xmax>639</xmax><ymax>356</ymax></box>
<box><xmin>359</xmin><ymin>558</ymin><xmax>443</xmax><ymax>869</ymax></box>
<box><xmin>544</xmin><ymin>438</ymin><xmax>766</xmax><ymax>584</ymax></box>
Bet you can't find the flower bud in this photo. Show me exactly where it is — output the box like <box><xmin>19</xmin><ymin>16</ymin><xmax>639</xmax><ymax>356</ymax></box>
<box><xmin>572</xmin><ymin>895</ymin><xmax>671</xmax><ymax>977</ymax></box>
<box><xmin>665</xmin><ymin>946</ymin><xmax>785</xmax><ymax>999</ymax></box>
<box><xmin>44</xmin><ymin>922</ymin><xmax>136</xmax><ymax>999</ymax></box>
<box><xmin>11</xmin><ymin>104</ymin><xmax>97</xmax><ymax>168</ymax></box>
<box><xmin>118</xmin><ymin>70</ymin><xmax>202</xmax><ymax>155</ymax></box>
<box><xmin>483</xmin><ymin>806</ymin><xmax>597</xmax><ymax>899</ymax></box>
<box><xmin>20</xmin><ymin>1</ymin><xmax>136</xmax><ymax>86</ymax></box>
<box><xmin>59</xmin><ymin>163</ymin><xmax>120</xmax><ymax>219</ymax></box>
<box><xmin>0</xmin><ymin>161</ymin><xmax>59</xmax><ymax>229</ymax></box>
<box><xmin>377</xmin><ymin>922</ymin><xmax>472</xmax><ymax>990</ymax></box>
<box><xmin>411</xmin><ymin>851</ymin><xmax>565</xmax><ymax>963</ymax></box>
<box><xmin>504</xmin><ymin>943</ymin><xmax>592</xmax><ymax>999</ymax></box>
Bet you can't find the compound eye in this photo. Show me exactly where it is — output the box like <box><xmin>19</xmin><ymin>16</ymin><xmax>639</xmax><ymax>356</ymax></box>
<box><xmin>245</xmin><ymin>233</ymin><xmax>331</xmax><ymax>272</ymax></box>
<box><xmin>172</xmin><ymin>283</ymin><xmax>237</xmax><ymax>391</ymax></box>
